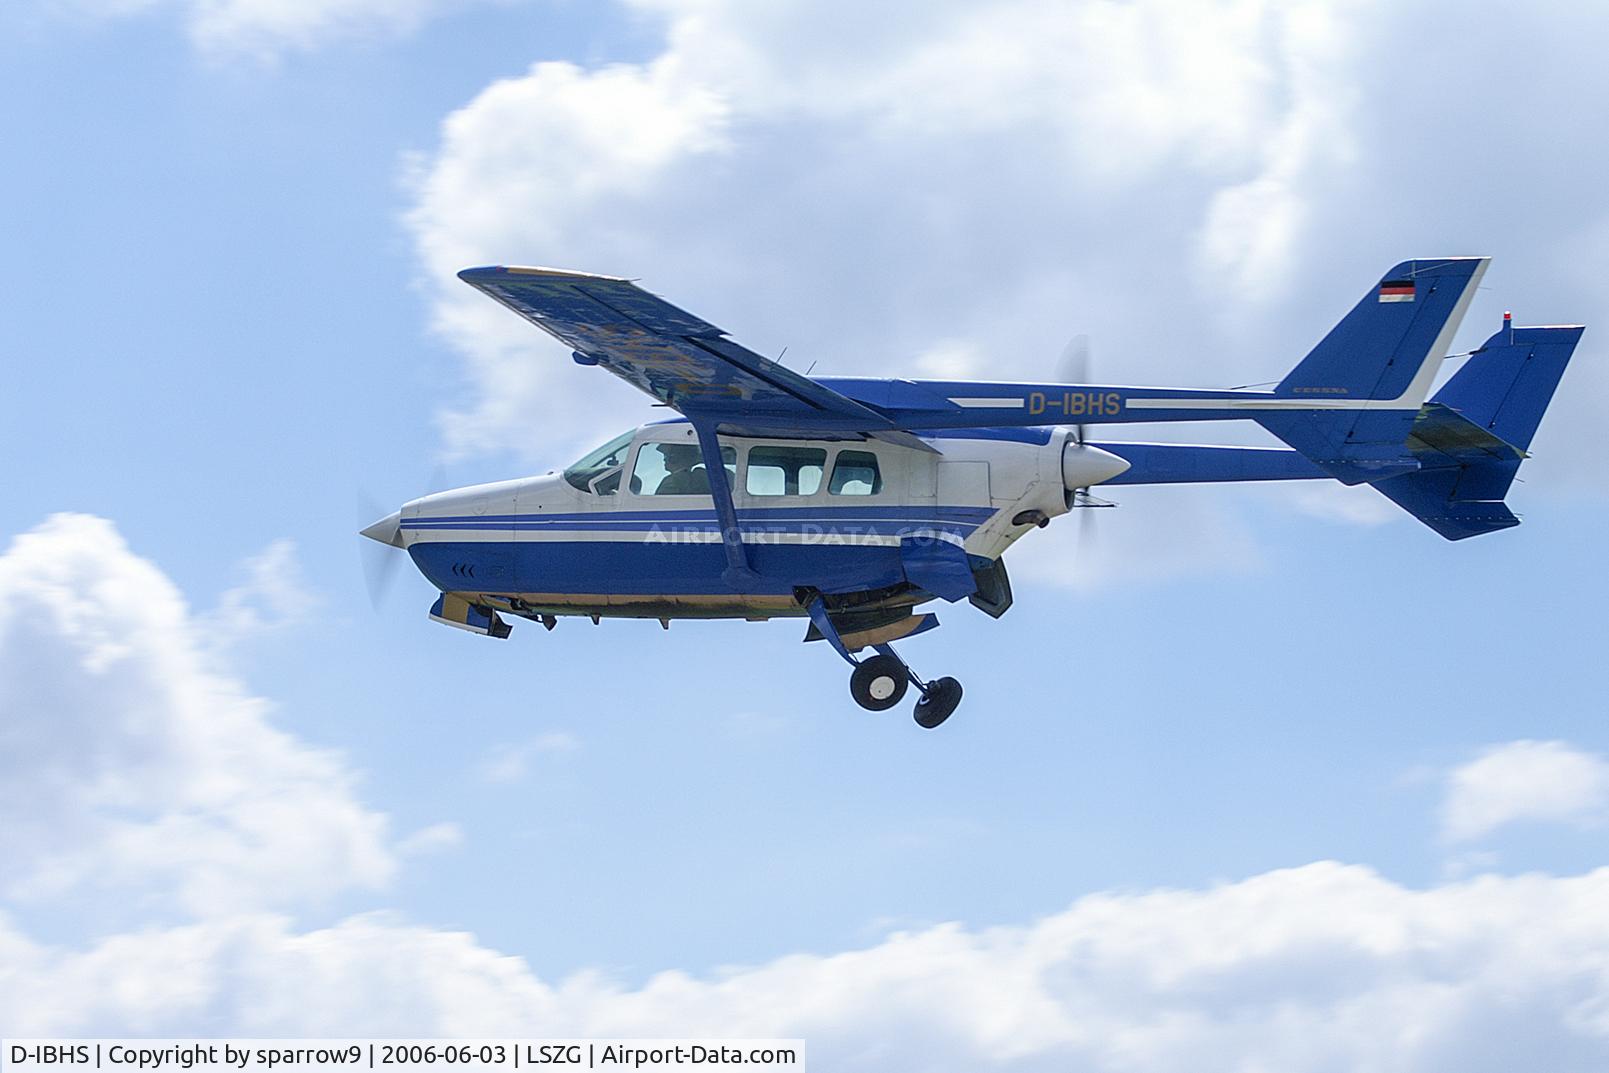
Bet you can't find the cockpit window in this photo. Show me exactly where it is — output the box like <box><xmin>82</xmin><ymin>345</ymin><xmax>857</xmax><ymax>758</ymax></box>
<box><xmin>563</xmin><ymin>430</ymin><xmax>633</xmax><ymax>494</ymax></box>
<box><xmin>631</xmin><ymin>442</ymin><xmax>737</xmax><ymax>496</ymax></box>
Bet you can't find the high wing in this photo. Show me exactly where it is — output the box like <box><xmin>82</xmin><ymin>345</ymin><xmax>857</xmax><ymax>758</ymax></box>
<box><xmin>458</xmin><ymin>266</ymin><xmax>910</xmax><ymax>441</ymax></box>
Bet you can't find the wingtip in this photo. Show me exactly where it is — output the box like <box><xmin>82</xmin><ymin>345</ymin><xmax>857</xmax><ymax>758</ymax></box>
<box><xmin>458</xmin><ymin>264</ymin><xmax>630</xmax><ymax>284</ymax></box>
<box><xmin>1385</xmin><ymin>256</ymin><xmax>1493</xmax><ymax>280</ymax></box>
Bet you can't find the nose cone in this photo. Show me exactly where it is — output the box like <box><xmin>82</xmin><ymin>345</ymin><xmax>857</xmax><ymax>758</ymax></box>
<box><xmin>360</xmin><ymin>510</ymin><xmax>404</xmax><ymax>548</ymax></box>
<box><xmin>1062</xmin><ymin>442</ymin><xmax>1131</xmax><ymax>489</ymax></box>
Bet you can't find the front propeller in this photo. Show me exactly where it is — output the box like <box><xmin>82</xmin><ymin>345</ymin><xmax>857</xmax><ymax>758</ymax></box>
<box><xmin>358</xmin><ymin>497</ymin><xmax>406</xmax><ymax>610</ymax></box>
<box><xmin>357</xmin><ymin>465</ymin><xmax>450</xmax><ymax>610</ymax></box>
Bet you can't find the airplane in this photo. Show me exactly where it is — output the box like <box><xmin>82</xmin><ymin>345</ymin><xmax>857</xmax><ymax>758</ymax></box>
<box><xmin>362</xmin><ymin>257</ymin><xmax>1580</xmax><ymax>728</ymax></box>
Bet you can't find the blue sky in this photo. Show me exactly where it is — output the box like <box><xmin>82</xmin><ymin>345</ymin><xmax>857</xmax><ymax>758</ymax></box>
<box><xmin>3</xmin><ymin>1</ymin><xmax>1609</xmax><ymax>1067</ymax></box>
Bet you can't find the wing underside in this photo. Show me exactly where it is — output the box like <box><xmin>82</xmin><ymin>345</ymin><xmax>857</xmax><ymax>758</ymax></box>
<box><xmin>459</xmin><ymin>266</ymin><xmax>898</xmax><ymax>438</ymax></box>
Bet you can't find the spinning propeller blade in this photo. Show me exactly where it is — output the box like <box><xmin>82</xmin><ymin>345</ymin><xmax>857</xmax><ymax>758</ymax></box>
<box><xmin>357</xmin><ymin>493</ymin><xmax>405</xmax><ymax>610</ymax></box>
<box><xmin>357</xmin><ymin>463</ymin><xmax>450</xmax><ymax>610</ymax></box>
<box><xmin>1056</xmin><ymin>333</ymin><xmax>1092</xmax><ymax>443</ymax></box>
<box><xmin>1055</xmin><ymin>334</ymin><xmax>1116</xmax><ymax>550</ymax></box>
<box><xmin>1055</xmin><ymin>333</ymin><xmax>1091</xmax><ymax>387</ymax></box>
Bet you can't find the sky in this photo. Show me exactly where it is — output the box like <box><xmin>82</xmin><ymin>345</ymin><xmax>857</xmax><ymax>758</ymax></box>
<box><xmin>3</xmin><ymin>0</ymin><xmax>1609</xmax><ymax>1067</ymax></box>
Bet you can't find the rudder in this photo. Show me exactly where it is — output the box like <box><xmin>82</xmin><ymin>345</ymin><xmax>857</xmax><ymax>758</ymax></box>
<box><xmin>1369</xmin><ymin>319</ymin><xmax>1584</xmax><ymax>540</ymax></box>
<box><xmin>1433</xmin><ymin>319</ymin><xmax>1583</xmax><ymax>452</ymax></box>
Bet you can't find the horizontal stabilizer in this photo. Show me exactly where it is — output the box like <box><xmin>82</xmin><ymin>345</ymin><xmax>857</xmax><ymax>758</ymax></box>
<box><xmin>1371</xmin><ymin>467</ymin><xmax>1520</xmax><ymax>540</ymax></box>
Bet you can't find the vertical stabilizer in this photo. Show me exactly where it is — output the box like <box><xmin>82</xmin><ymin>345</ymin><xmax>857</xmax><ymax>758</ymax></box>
<box><xmin>1258</xmin><ymin>257</ymin><xmax>1488</xmax><ymax>483</ymax></box>
<box><xmin>1366</xmin><ymin>319</ymin><xmax>1584</xmax><ymax>539</ymax></box>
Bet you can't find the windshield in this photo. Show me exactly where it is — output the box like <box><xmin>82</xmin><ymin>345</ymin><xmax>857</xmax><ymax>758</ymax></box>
<box><xmin>563</xmin><ymin>430</ymin><xmax>634</xmax><ymax>494</ymax></box>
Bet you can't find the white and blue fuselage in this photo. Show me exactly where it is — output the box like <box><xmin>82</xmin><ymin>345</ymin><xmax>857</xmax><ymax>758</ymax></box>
<box><xmin>372</xmin><ymin>422</ymin><xmax>1128</xmax><ymax>625</ymax></box>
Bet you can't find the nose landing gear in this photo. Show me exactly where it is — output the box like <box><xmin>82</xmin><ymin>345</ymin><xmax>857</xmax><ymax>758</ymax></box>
<box><xmin>805</xmin><ymin>597</ymin><xmax>963</xmax><ymax>729</ymax></box>
<box><xmin>913</xmin><ymin>676</ymin><xmax>963</xmax><ymax>728</ymax></box>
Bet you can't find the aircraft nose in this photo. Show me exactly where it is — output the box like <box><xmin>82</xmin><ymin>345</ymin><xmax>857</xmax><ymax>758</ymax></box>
<box><xmin>360</xmin><ymin>510</ymin><xmax>404</xmax><ymax>548</ymax></box>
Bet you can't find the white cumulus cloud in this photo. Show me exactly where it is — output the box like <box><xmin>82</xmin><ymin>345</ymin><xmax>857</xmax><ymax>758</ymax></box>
<box><xmin>4</xmin><ymin>514</ymin><xmax>1609</xmax><ymax>1067</ymax></box>
<box><xmin>1442</xmin><ymin>740</ymin><xmax>1609</xmax><ymax>843</ymax></box>
<box><xmin>200</xmin><ymin>538</ymin><xmax>318</xmax><ymax>649</ymax></box>
<box><xmin>402</xmin><ymin>0</ymin><xmax>1609</xmax><ymax>537</ymax></box>
<box><xmin>6</xmin><ymin>863</ymin><xmax>1609</xmax><ymax>1070</ymax></box>
<box><xmin>0</xmin><ymin>514</ymin><xmax>394</xmax><ymax>917</ymax></box>
<box><xmin>406</xmin><ymin>0</ymin><xmax>1366</xmax><ymax>461</ymax></box>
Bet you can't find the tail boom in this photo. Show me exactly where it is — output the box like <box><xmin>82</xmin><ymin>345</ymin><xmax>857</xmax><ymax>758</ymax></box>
<box><xmin>818</xmin><ymin>258</ymin><xmax>1489</xmax><ymax>446</ymax></box>
<box><xmin>818</xmin><ymin>256</ymin><xmax>1575</xmax><ymax>539</ymax></box>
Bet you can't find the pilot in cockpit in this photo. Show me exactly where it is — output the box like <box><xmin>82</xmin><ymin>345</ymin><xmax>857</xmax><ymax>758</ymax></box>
<box><xmin>655</xmin><ymin>443</ymin><xmax>711</xmax><ymax>495</ymax></box>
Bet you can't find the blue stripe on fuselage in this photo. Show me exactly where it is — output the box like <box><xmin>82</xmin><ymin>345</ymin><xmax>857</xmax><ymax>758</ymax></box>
<box><xmin>408</xmin><ymin>537</ymin><xmax>909</xmax><ymax>597</ymax></box>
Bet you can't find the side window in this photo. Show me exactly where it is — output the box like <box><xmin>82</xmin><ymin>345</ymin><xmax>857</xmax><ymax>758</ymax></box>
<box><xmin>829</xmin><ymin>450</ymin><xmax>882</xmax><ymax>496</ymax></box>
<box><xmin>630</xmin><ymin>442</ymin><xmax>737</xmax><ymax>496</ymax></box>
<box><xmin>746</xmin><ymin>446</ymin><xmax>827</xmax><ymax>496</ymax></box>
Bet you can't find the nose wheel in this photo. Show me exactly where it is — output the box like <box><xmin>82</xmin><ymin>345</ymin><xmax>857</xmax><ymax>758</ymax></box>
<box><xmin>913</xmin><ymin>676</ymin><xmax>963</xmax><ymax>728</ymax></box>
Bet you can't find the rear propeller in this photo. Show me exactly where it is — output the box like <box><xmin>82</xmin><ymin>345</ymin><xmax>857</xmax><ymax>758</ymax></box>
<box><xmin>1055</xmin><ymin>334</ymin><xmax>1091</xmax><ymax>394</ymax></box>
<box><xmin>1055</xmin><ymin>334</ymin><xmax>1117</xmax><ymax>546</ymax></box>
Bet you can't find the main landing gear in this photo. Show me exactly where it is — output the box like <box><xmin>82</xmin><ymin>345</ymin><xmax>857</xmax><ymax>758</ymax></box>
<box><xmin>849</xmin><ymin>654</ymin><xmax>907</xmax><ymax>710</ymax></box>
<box><xmin>805</xmin><ymin>598</ymin><xmax>963</xmax><ymax>729</ymax></box>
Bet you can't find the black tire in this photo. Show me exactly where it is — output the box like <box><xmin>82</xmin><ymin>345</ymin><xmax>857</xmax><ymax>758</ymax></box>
<box><xmin>850</xmin><ymin>654</ymin><xmax>909</xmax><ymax>711</ymax></box>
<box><xmin>913</xmin><ymin>677</ymin><xmax>963</xmax><ymax>728</ymax></box>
